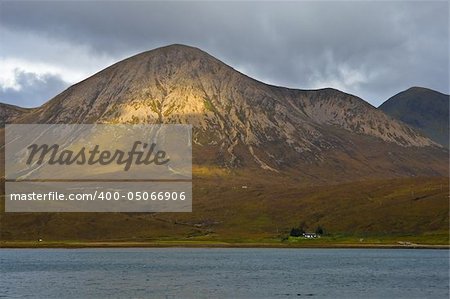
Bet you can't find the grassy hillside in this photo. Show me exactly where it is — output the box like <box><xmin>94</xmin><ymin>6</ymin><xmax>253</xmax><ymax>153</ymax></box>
<box><xmin>1</xmin><ymin>170</ymin><xmax>448</xmax><ymax>244</ymax></box>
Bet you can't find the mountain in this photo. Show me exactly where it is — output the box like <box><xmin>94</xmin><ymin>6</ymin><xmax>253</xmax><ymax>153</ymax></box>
<box><xmin>0</xmin><ymin>103</ymin><xmax>30</xmax><ymax>126</ymax></box>
<box><xmin>12</xmin><ymin>44</ymin><xmax>447</xmax><ymax>181</ymax></box>
<box><xmin>1</xmin><ymin>45</ymin><xmax>448</xmax><ymax>242</ymax></box>
<box><xmin>379</xmin><ymin>87</ymin><xmax>449</xmax><ymax>148</ymax></box>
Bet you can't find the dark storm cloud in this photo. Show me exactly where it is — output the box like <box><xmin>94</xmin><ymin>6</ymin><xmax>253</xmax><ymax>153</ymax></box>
<box><xmin>0</xmin><ymin>1</ymin><xmax>448</xmax><ymax>107</ymax></box>
<box><xmin>0</xmin><ymin>70</ymin><xmax>68</xmax><ymax>108</ymax></box>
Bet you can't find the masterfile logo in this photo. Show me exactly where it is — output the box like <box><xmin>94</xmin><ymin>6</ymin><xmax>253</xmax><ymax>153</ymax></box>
<box><xmin>25</xmin><ymin>141</ymin><xmax>170</xmax><ymax>171</ymax></box>
<box><xmin>5</xmin><ymin>124</ymin><xmax>192</xmax><ymax>212</ymax></box>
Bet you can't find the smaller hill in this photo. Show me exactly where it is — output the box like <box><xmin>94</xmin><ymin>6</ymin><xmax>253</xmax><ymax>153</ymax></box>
<box><xmin>0</xmin><ymin>103</ymin><xmax>30</xmax><ymax>126</ymax></box>
<box><xmin>379</xmin><ymin>87</ymin><xmax>449</xmax><ymax>148</ymax></box>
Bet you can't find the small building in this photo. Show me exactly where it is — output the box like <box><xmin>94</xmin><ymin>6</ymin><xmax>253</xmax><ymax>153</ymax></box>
<box><xmin>303</xmin><ymin>233</ymin><xmax>318</xmax><ymax>239</ymax></box>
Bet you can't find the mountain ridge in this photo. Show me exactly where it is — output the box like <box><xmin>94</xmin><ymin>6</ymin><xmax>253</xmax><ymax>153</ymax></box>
<box><xmin>2</xmin><ymin>44</ymin><xmax>447</xmax><ymax>179</ymax></box>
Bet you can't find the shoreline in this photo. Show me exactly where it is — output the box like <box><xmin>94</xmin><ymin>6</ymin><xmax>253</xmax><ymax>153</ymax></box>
<box><xmin>1</xmin><ymin>241</ymin><xmax>449</xmax><ymax>249</ymax></box>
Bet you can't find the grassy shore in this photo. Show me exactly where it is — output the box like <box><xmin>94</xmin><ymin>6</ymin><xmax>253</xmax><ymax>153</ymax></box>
<box><xmin>2</xmin><ymin>235</ymin><xmax>449</xmax><ymax>249</ymax></box>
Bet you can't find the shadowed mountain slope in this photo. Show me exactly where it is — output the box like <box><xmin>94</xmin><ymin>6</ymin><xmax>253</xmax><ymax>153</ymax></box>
<box><xmin>380</xmin><ymin>87</ymin><xmax>449</xmax><ymax>148</ymax></box>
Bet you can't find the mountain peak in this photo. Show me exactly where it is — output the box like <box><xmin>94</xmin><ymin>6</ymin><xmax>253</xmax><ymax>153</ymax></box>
<box><xmin>407</xmin><ymin>86</ymin><xmax>430</xmax><ymax>92</ymax></box>
<box><xmin>134</xmin><ymin>44</ymin><xmax>208</xmax><ymax>58</ymax></box>
<box><xmin>404</xmin><ymin>86</ymin><xmax>447</xmax><ymax>96</ymax></box>
<box><xmin>380</xmin><ymin>87</ymin><xmax>449</xmax><ymax>147</ymax></box>
<box><xmin>124</xmin><ymin>43</ymin><xmax>220</xmax><ymax>66</ymax></box>
<box><xmin>12</xmin><ymin>45</ymin><xmax>446</xmax><ymax>178</ymax></box>
<box><xmin>157</xmin><ymin>43</ymin><xmax>203</xmax><ymax>51</ymax></box>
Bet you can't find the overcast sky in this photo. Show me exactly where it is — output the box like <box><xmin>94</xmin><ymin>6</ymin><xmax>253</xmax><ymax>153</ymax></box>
<box><xmin>0</xmin><ymin>1</ymin><xmax>448</xmax><ymax>108</ymax></box>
